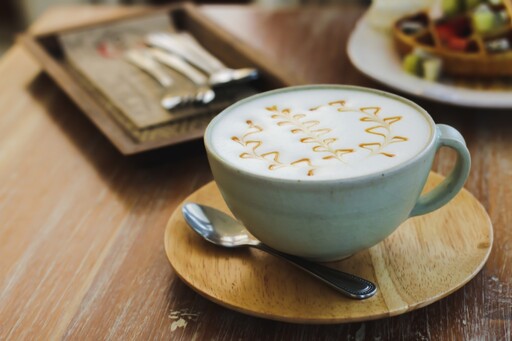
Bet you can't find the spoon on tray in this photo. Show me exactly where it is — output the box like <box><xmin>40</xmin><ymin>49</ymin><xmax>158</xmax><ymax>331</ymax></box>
<box><xmin>182</xmin><ymin>203</ymin><xmax>377</xmax><ymax>300</ymax></box>
<box><xmin>146</xmin><ymin>32</ymin><xmax>258</xmax><ymax>86</ymax></box>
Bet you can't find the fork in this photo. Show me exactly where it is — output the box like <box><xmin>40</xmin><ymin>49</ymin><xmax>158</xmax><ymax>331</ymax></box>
<box><xmin>146</xmin><ymin>32</ymin><xmax>259</xmax><ymax>86</ymax></box>
<box><xmin>124</xmin><ymin>49</ymin><xmax>213</xmax><ymax>110</ymax></box>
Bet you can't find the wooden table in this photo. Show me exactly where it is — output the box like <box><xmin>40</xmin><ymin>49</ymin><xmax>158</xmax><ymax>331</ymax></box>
<box><xmin>0</xmin><ymin>4</ymin><xmax>510</xmax><ymax>340</ymax></box>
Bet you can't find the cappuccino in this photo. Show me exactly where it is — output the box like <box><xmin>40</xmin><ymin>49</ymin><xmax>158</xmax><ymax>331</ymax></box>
<box><xmin>204</xmin><ymin>85</ymin><xmax>470</xmax><ymax>260</ymax></box>
<box><xmin>209</xmin><ymin>87</ymin><xmax>432</xmax><ymax>180</ymax></box>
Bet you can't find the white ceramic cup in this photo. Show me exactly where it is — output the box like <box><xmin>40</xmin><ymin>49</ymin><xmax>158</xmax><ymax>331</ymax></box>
<box><xmin>204</xmin><ymin>85</ymin><xmax>471</xmax><ymax>261</ymax></box>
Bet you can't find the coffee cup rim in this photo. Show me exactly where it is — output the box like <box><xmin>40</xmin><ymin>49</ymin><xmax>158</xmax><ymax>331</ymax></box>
<box><xmin>204</xmin><ymin>84</ymin><xmax>436</xmax><ymax>184</ymax></box>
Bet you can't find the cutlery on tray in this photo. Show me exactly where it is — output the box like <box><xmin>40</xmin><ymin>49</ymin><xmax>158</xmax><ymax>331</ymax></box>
<box><xmin>149</xmin><ymin>48</ymin><xmax>215</xmax><ymax>106</ymax></box>
<box><xmin>126</xmin><ymin>31</ymin><xmax>259</xmax><ymax>112</ymax></box>
<box><xmin>125</xmin><ymin>49</ymin><xmax>214</xmax><ymax>110</ymax></box>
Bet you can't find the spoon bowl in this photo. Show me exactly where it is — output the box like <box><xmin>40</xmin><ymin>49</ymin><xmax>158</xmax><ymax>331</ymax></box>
<box><xmin>182</xmin><ymin>203</ymin><xmax>257</xmax><ymax>247</ymax></box>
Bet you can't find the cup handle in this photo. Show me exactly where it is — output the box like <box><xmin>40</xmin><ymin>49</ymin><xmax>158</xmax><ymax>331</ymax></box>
<box><xmin>410</xmin><ymin>124</ymin><xmax>471</xmax><ymax>217</ymax></box>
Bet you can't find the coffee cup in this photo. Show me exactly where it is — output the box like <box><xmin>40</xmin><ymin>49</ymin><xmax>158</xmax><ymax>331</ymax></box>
<box><xmin>204</xmin><ymin>85</ymin><xmax>471</xmax><ymax>261</ymax></box>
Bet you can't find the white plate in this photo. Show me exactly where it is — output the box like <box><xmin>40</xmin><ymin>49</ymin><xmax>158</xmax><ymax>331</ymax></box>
<box><xmin>347</xmin><ymin>13</ymin><xmax>512</xmax><ymax>109</ymax></box>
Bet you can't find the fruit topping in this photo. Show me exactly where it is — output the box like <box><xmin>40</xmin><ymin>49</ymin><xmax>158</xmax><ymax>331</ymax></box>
<box><xmin>402</xmin><ymin>48</ymin><xmax>443</xmax><ymax>81</ymax></box>
<box><xmin>436</xmin><ymin>16</ymin><xmax>473</xmax><ymax>50</ymax></box>
<box><xmin>399</xmin><ymin>21</ymin><xmax>427</xmax><ymax>35</ymax></box>
<box><xmin>403</xmin><ymin>53</ymin><xmax>422</xmax><ymax>75</ymax></box>
<box><xmin>486</xmin><ymin>37</ymin><xmax>511</xmax><ymax>52</ymax></box>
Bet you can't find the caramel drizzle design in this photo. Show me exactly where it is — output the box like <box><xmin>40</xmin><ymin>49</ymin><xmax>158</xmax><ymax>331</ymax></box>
<box><xmin>231</xmin><ymin>120</ymin><xmax>316</xmax><ymax>176</ymax></box>
<box><xmin>336</xmin><ymin>104</ymin><xmax>408</xmax><ymax>158</ymax></box>
<box><xmin>266</xmin><ymin>104</ymin><xmax>354</xmax><ymax>162</ymax></box>
<box><xmin>230</xmin><ymin>101</ymin><xmax>409</xmax><ymax>177</ymax></box>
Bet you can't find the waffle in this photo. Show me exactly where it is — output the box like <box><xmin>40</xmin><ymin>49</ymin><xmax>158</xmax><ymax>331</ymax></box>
<box><xmin>393</xmin><ymin>0</ymin><xmax>512</xmax><ymax>78</ymax></box>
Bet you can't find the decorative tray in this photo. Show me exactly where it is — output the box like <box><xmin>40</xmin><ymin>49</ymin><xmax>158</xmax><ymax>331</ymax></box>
<box><xmin>20</xmin><ymin>3</ymin><xmax>299</xmax><ymax>155</ymax></box>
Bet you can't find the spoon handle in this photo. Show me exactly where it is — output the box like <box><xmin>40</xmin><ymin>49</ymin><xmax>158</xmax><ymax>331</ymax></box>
<box><xmin>253</xmin><ymin>243</ymin><xmax>377</xmax><ymax>299</ymax></box>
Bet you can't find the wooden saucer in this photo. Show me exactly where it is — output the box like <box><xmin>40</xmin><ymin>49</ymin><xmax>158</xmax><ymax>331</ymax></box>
<box><xmin>164</xmin><ymin>172</ymin><xmax>492</xmax><ymax>324</ymax></box>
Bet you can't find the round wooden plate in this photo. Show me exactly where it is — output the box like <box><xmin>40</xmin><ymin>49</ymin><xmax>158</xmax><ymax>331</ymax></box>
<box><xmin>164</xmin><ymin>172</ymin><xmax>493</xmax><ymax>324</ymax></box>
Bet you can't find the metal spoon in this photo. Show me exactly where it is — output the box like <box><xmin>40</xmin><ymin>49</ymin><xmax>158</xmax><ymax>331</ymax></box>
<box><xmin>146</xmin><ymin>32</ymin><xmax>259</xmax><ymax>86</ymax></box>
<box><xmin>182</xmin><ymin>203</ymin><xmax>377</xmax><ymax>300</ymax></box>
<box><xmin>149</xmin><ymin>48</ymin><xmax>215</xmax><ymax>105</ymax></box>
<box><xmin>124</xmin><ymin>49</ymin><xmax>211</xmax><ymax>110</ymax></box>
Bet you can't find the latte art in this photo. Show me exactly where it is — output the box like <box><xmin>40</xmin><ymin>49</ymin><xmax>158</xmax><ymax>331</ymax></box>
<box><xmin>210</xmin><ymin>88</ymin><xmax>432</xmax><ymax>180</ymax></box>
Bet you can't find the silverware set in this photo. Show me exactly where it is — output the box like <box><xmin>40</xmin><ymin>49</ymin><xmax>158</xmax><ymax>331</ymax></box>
<box><xmin>125</xmin><ymin>32</ymin><xmax>258</xmax><ymax>110</ymax></box>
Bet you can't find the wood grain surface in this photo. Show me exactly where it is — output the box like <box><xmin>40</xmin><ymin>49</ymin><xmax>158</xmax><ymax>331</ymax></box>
<box><xmin>165</xmin><ymin>173</ymin><xmax>492</xmax><ymax>324</ymax></box>
<box><xmin>0</xmin><ymin>3</ymin><xmax>510</xmax><ymax>340</ymax></box>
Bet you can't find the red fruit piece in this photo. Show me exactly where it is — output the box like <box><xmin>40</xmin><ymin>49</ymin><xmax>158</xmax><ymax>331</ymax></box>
<box><xmin>437</xmin><ymin>16</ymin><xmax>472</xmax><ymax>35</ymax></box>
<box><xmin>436</xmin><ymin>16</ymin><xmax>472</xmax><ymax>51</ymax></box>
<box><xmin>447</xmin><ymin>37</ymin><xmax>469</xmax><ymax>50</ymax></box>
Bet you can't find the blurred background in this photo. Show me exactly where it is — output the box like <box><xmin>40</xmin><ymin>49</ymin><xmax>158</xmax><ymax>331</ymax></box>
<box><xmin>0</xmin><ymin>0</ymin><xmax>369</xmax><ymax>56</ymax></box>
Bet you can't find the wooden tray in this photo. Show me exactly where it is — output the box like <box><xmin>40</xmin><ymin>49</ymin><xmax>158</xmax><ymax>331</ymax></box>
<box><xmin>164</xmin><ymin>172</ymin><xmax>493</xmax><ymax>324</ymax></box>
<box><xmin>19</xmin><ymin>3</ymin><xmax>301</xmax><ymax>155</ymax></box>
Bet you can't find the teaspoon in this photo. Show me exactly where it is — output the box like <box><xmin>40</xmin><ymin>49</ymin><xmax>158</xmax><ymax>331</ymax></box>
<box><xmin>182</xmin><ymin>203</ymin><xmax>377</xmax><ymax>300</ymax></box>
<box><xmin>146</xmin><ymin>32</ymin><xmax>259</xmax><ymax>86</ymax></box>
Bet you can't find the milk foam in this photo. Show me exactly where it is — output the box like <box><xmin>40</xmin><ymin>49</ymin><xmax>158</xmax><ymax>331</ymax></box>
<box><xmin>209</xmin><ymin>87</ymin><xmax>432</xmax><ymax>180</ymax></box>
